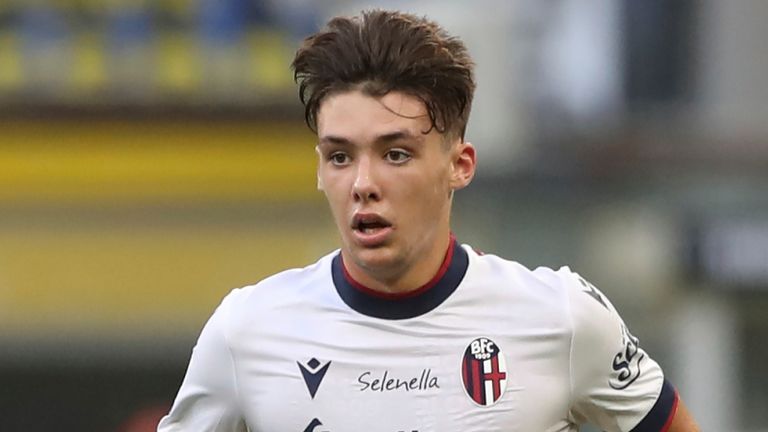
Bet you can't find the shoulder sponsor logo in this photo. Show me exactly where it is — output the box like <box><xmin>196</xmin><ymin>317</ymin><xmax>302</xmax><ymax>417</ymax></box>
<box><xmin>609</xmin><ymin>324</ymin><xmax>645</xmax><ymax>390</ymax></box>
<box><xmin>357</xmin><ymin>368</ymin><xmax>439</xmax><ymax>393</ymax></box>
<box><xmin>461</xmin><ymin>337</ymin><xmax>508</xmax><ymax>407</ymax></box>
<box><xmin>297</xmin><ymin>358</ymin><xmax>331</xmax><ymax>399</ymax></box>
<box><xmin>579</xmin><ymin>277</ymin><xmax>609</xmax><ymax>310</ymax></box>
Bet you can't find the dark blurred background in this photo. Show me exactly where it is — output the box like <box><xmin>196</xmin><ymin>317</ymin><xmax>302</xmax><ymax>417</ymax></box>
<box><xmin>1</xmin><ymin>1</ymin><xmax>766</xmax><ymax>430</ymax></box>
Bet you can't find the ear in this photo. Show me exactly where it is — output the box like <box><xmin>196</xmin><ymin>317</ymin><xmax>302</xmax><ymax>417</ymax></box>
<box><xmin>315</xmin><ymin>145</ymin><xmax>325</xmax><ymax>191</ymax></box>
<box><xmin>449</xmin><ymin>141</ymin><xmax>476</xmax><ymax>191</ymax></box>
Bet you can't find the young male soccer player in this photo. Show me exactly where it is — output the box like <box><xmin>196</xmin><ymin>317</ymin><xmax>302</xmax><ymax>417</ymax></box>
<box><xmin>159</xmin><ymin>9</ymin><xmax>699</xmax><ymax>431</ymax></box>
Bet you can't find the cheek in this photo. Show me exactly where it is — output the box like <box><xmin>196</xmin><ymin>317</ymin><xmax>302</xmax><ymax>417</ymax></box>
<box><xmin>327</xmin><ymin>189</ymin><xmax>349</xmax><ymax>216</ymax></box>
<box><xmin>403</xmin><ymin>171</ymin><xmax>450</xmax><ymax>209</ymax></box>
<box><xmin>319</xmin><ymin>173</ymin><xmax>348</xmax><ymax>212</ymax></box>
<box><xmin>423</xmin><ymin>167</ymin><xmax>452</xmax><ymax>199</ymax></box>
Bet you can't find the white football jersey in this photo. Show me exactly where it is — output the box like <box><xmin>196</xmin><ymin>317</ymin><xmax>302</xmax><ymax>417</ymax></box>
<box><xmin>159</xmin><ymin>239</ymin><xmax>678</xmax><ymax>432</ymax></box>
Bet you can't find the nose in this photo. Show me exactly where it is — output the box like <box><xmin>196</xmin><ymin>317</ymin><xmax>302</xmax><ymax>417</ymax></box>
<box><xmin>352</xmin><ymin>155</ymin><xmax>381</xmax><ymax>202</ymax></box>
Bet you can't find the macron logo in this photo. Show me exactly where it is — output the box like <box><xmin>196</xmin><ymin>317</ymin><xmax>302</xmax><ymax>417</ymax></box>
<box><xmin>303</xmin><ymin>418</ymin><xmax>327</xmax><ymax>432</ymax></box>
<box><xmin>297</xmin><ymin>358</ymin><xmax>331</xmax><ymax>399</ymax></box>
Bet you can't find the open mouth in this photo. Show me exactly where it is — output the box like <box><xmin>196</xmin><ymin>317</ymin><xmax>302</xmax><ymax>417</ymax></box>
<box><xmin>352</xmin><ymin>214</ymin><xmax>392</xmax><ymax>234</ymax></box>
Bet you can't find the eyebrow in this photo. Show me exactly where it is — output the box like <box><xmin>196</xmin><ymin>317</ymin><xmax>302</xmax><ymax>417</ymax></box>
<box><xmin>318</xmin><ymin>129</ymin><xmax>424</xmax><ymax>147</ymax></box>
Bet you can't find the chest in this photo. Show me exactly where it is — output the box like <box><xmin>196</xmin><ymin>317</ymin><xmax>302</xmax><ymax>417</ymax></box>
<box><xmin>230</xmin><ymin>312</ymin><xmax>574</xmax><ymax>432</ymax></box>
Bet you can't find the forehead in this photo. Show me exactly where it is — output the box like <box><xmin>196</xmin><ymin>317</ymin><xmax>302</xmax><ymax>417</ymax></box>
<box><xmin>316</xmin><ymin>90</ymin><xmax>434</xmax><ymax>143</ymax></box>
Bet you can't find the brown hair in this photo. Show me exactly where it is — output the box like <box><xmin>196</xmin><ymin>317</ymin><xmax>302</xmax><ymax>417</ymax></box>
<box><xmin>292</xmin><ymin>9</ymin><xmax>476</xmax><ymax>140</ymax></box>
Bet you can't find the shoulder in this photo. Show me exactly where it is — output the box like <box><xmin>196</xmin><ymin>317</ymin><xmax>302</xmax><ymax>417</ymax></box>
<box><xmin>215</xmin><ymin>250</ymin><xmax>338</xmax><ymax>328</ymax></box>
<box><xmin>239</xmin><ymin>250</ymin><xmax>334</xmax><ymax>295</ymax></box>
<box><xmin>464</xmin><ymin>245</ymin><xmax>585</xmax><ymax>306</ymax></box>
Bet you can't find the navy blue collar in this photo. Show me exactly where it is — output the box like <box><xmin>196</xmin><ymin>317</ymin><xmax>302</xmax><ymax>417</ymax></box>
<box><xmin>331</xmin><ymin>239</ymin><xmax>469</xmax><ymax>320</ymax></box>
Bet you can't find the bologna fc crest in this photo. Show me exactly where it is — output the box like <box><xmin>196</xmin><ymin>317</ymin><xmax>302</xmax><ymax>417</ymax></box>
<box><xmin>461</xmin><ymin>337</ymin><xmax>508</xmax><ymax>406</ymax></box>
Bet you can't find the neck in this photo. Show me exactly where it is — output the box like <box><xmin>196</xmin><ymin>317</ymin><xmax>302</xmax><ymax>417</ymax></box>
<box><xmin>342</xmin><ymin>230</ymin><xmax>453</xmax><ymax>296</ymax></box>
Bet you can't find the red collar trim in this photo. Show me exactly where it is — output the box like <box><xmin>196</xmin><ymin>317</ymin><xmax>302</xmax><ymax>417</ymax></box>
<box><xmin>341</xmin><ymin>234</ymin><xmax>457</xmax><ymax>300</ymax></box>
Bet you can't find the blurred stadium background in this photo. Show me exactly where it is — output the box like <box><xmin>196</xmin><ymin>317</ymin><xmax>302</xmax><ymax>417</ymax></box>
<box><xmin>0</xmin><ymin>0</ymin><xmax>766</xmax><ymax>430</ymax></box>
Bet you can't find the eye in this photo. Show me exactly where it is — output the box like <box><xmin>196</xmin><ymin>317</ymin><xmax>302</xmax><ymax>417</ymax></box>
<box><xmin>385</xmin><ymin>149</ymin><xmax>411</xmax><ymax>164</ymax></box>
<box><xmin>328</xmin><ymin>152</ymin><xmax>350</xmax><ymax>166</ymax></box>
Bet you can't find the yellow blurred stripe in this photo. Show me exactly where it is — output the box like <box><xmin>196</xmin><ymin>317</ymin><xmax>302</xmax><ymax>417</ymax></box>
<box><xmin>0</xmin><ymin>121</ymin><xmax>320</xmax><ymax>203</ymax></box>
<box><xmin>0</xmin><ymin>220</ymin><xmax>336</xmax><ymax>333</ymax></box>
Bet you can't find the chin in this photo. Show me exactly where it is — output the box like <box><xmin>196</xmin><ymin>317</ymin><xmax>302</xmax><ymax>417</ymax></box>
<box><xmin>348</xmin><ymin>244</ymin><xmax>402</xmax><ymax>273</ymax></box>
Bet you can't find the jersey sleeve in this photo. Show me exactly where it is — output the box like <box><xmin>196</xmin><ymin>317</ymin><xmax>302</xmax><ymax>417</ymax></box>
<box><xmin>158</xmin><ymin>289</ymin><xmax>247</xmax><ymax>432</ymax></box>
<box><xmin>563</xmin><ymin>270</ymin><xmax>679</xmax><ymax>432</ymax></box>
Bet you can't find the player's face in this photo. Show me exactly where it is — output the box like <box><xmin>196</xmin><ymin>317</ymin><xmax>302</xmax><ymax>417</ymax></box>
<box><xmin>316</xmin><ymin>89</ymin><xmax>475</xmax><ymax>285</ymax></box>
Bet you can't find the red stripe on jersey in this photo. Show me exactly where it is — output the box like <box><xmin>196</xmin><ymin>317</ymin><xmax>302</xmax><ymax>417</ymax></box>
<box><xmin>631</xmin><ymin>379</ymin><xmax>678</xmax><ymax>432</ymax></box>
<box><xmin>462</xmin><ymin>357</ymin><xmax>470</xmax><ymax>390</ymax></box>
<box><xmin>659</xmin><ymin>390</ymin><xmax>680</xmax><ymax>432</ymax></box>
<box><xmin>471</xmin><ymin>358</ymin><xmax>483</xmax><ymax>404</ymax></box>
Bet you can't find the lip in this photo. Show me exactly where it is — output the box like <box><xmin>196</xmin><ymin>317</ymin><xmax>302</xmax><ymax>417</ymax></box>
<box><xmin>351</xmin><ymin>225</ymin><xmax>394</xmax><ymax>247</ymax></box>
<box><xmin>350</xmin><ymin>213</ymin><xmax>393</xmax><ymax>247</ymax></box>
